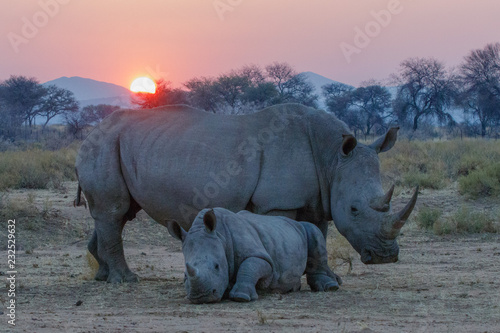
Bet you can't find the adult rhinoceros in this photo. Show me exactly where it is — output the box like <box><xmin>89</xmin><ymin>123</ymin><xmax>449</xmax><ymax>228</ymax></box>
<box><xmin>74</xmin><ymin>103</ymin><xmax>418</xmax><ymax>283</ymax></box>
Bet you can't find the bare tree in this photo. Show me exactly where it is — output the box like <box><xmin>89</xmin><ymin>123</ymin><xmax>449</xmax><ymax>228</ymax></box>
<box><xmin>350</xmin><ymin>83</ymin><xmax>392</xmax><ymax>136</ymax></box>
<box><xmin>213</xmin><ymin>74</ymin><xmax>251</xmax><ymax>113</ymax></box>
<box><xmin>39</xmin><ymin>85</ymin><xmax>79</xmax><ymax>130</ymax></box>
<box><xmin>265</xmin><ymin>62</ymin><xmax>296</xmax><ymax>97</ymax></box>
<box><xmin>392</xmin><ymin>58</ymin><xmax>457</xmax><ymax>131</ymax></box>
<box><xmin>234</xmin><ymin>64</ymin><xmax>266</xmax><ymax>85</ymax></box>
<box><xmin>64</xmin><ymin>108</ymin><xmax>89</xmax><ymax>139</ymax></box>
<box><xmin>458</xmin><ymin>43</ymin><xmax>500</xmax><ymax>137</ymax></box>
<box><xmin>323</xmin><ymin>81</ymin><xmax>391</xmax><ymax>136</ymax></box>
<box><xmin>80</xmin><ymin>104</ymin><xmax>120</xmax><ymax>125</ymax></box>
<box><xmin>184</xmin><ymin>77</ymin><xmax>221</xmax><ymax>113</ymax></box>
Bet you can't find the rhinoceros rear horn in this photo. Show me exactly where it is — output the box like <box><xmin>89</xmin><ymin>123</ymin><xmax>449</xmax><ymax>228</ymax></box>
<box><xmin>384</xmin><ymin>186</ymin><xmax>419</xmax><ymax>239</ymax></box>
<box><xmin>370</xmin><ymin>184</ymin><xmax>395</xmax><ymax>212</ymax></box>
<box><xmin>186</xmin><ymin>263</ymin><xmax>198</xmax><ymax>278</ymax></box>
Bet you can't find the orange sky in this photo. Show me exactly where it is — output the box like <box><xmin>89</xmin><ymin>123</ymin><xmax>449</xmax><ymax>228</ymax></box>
<box><xmin>1</xmin><ymin>0</ymin><xmax>499</xmax><ymax>88</ymax></box>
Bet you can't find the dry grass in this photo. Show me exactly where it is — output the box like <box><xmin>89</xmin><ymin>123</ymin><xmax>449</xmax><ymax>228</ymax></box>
<box><xmin>381</xmin><ymin>139</ymin><xmax>500</xmax><ymax>191</ymax></box>
<box><xmin>83</xmin><ymin>251</ymin><xmax>99</xmax><ymax>281</ymax></box>
<box><xmin>0</xmin><ymin>144</ymin><xmax>78</xmax><ymax>190</ymax></box>
<box><xmin>326</xmin><ymin>224</ymin><xmax>357</xmax><ymax>274</ymax></box>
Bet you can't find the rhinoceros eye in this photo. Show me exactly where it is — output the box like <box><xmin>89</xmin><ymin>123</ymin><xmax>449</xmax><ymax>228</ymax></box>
<box><xmin>351</xmin><ymin>206</ymin><xmax>360</xmax><ymax>216</ymax></box>
<box><xmin>214</xmin><ymin>263</ymin><xmax>220</xmax><ymax>270</ymax></box>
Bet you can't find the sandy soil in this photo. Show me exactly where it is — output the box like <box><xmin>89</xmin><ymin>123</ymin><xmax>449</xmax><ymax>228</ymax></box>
<box><xmin>1</xmin><ymin>182</ymin><xmax>499</xmax><ymax>333</ymax></box>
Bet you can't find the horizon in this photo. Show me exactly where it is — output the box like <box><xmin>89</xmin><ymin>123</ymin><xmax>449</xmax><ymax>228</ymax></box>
<box><xmin>1</xmin><ymin>1</ymin><xmax>499</xmax><ymax>89</ymax></box>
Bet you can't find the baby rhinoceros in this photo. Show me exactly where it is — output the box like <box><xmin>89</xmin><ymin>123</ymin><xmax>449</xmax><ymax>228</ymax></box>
<box><xmin>166</xmin><ymin>208</ymin><xmax>342</xmax><ymax>303</ymax></box>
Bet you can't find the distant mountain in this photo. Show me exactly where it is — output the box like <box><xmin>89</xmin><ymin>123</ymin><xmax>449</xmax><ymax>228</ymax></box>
<box><xmin>43</xmin><ymin>76</ymin><xmax>132</xmax><ymax>108</ymax></box>
<box><xmin>300</xmin><ymin>72</ymin><xmax>352</xmax><ymax>109</ymax></box>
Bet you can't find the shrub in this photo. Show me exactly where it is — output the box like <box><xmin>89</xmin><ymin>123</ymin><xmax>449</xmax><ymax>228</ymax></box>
<box><xmin>416</xmin><ymin>207</ymin><xmax>442</xmax><ymax>230</ymax></box>
<box><xmin>433</xmin><ymin>218</ymin><xmax>455</xmax><ymax>235</ymax></box>
<box><xmin>451</xmin><ymin>206</ymin><xmax>497</xmax><ymax>234</ymax></box>
<box><xmin>459</xmin><ymin>163</ymin><xmax>500</xmax><ymax>198</ymax></box>
<box><xmin>432</xmin><ymin>206</ymin><xmax>498</xmax><ymax>235</ymax></box>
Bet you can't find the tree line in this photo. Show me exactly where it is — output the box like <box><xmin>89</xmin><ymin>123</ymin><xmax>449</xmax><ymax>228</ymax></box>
<box><xmin>133</xmin><ymin>43</ymin><xmax>500</xmax><ymax>138</ymax></box>
<box><xmin>0</xmin><ymin>76</ymin><xmax>118</xmax><ymax>141</ymax></box>
<box><xmin>131</xmin><ymin>62</ymin><xmax>318</xmax><ymax>114</ymax></box>
<box><xmin>323</xmin><ymin>43</ymin><xmax>500</xmax><ymax>138</ymax></box>
<box><xmin>1</xmin><ymin>43</ymin><xmax>499</xmax><ymax>142</ymax></box>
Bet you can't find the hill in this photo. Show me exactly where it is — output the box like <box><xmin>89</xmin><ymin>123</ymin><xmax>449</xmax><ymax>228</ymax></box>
<box><xmin>43</xmin><ymin>76</ymin><xmax>132</xmax><ymax>108</ymax></box>
<box><xmin>300</xmin><ymin>72</ymin><xmax>353</xmax><ymax>109</ymax></box>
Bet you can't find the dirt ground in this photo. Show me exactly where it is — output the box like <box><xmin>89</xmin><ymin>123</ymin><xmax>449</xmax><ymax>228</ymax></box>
<box><xmin>1</xmin><ymin>181</ymin><xmax>500</xmax><ymax>333</ymax></box>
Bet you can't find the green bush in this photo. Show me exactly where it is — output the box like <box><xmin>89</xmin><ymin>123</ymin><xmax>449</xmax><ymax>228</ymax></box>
<box><xmin>416</xmin><ymin>207</ymin><xmax>442</xmax><ymax>229</ymax></box>
<box><xmin>452</xmin><ymin>206</ymin><xmax>497</xmax><ymax>234</ymax></box>
<box><xmin>433</xmin><ymin>219</ymin><xmax>455</xmax><ymax>235</ymax></box>
<box><xmin>432</xmin><ymin>206</ymin><xmax>498</xmax><ymax>235</ymax></box>
<box><xmin>458</xmin><ymin>163</ymin><xmax>500</xmax><ymax>198</ymax></box>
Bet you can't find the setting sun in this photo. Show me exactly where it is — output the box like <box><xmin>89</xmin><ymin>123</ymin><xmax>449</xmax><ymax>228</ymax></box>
<box><xmin>130</xmin><ymin>77</ymin><xmax>156</xmax><ymax>93</ymax></box>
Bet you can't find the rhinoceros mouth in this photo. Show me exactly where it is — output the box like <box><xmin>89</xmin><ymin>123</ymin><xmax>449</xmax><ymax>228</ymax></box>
<box><xmin>361</xmin><ymin>248</ymin><xmax>398</xmax><ymax>265</ymax></box>
<box><xmin>187</xmin><ymin>288</ymin><xmax>222</xmax><ymax>304</ymax></box>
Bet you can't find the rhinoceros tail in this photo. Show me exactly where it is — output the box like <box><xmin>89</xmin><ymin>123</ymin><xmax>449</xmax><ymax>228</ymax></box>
<box><xmin>74</xmin><ymin>183</ymin><xmax>87</xmax><ymax>209</ymax></box>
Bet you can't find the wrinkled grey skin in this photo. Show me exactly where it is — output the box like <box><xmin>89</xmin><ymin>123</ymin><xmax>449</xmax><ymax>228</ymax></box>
<box><xmin>74</xmin><ymin>103</ymin><xmax>418</xmax><ymax>283</ymax></box>
<box><xmin>167</xmin><ymin>208</ymin><xmax>341</xmax><ymax>303</ymax></box>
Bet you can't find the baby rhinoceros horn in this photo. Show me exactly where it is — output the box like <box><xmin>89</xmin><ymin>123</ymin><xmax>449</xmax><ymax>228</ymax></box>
<box><xmin>382</xmin><ymin>186</ymin><xmax>419</xmax><ymax>239</ymax></box>
<box><xmin>186</xmin><ymin>263</ymin><xmax>198</xmax><ymax>278</ymax></box>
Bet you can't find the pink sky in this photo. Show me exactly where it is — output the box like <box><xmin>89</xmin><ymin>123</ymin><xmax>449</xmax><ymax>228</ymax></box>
<box><xmin>1</xmin><ymin>0</ymin><xmax>499</xmax><ymax>89</ymax></box>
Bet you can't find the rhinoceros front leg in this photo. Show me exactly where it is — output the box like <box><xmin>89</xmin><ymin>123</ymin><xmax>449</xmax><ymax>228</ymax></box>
<box><xmin>94</xmin><ymin>218</ymin><xmax>139</xmax><ymax>283</ymax></box>
<box><xmin>229</xmin><ymin>257</ymin><xmax>272</xmax><ymax>302</ymax></box>
<box><xmin>301</xmin><ymin>222</ymin><xmax>342</xmax><ymax>292</ymax></box>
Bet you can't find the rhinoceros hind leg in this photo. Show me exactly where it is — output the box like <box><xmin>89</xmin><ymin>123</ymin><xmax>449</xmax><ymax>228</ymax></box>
<box><xmin>87</xmin><ymin>230</ymin><xmax>109</xmax><ymax>281</ymax></box>
<box><xmin>94</xmin><ymin>218</ymin><xmax>139</xmax><ymax>283</ymax></box>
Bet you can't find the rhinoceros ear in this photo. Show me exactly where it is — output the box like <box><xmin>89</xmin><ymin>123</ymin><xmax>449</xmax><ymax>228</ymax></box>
<box><xmin>203</xmin><ymin>209</ymin><xmax>217</xmax><ymax>233</ymax></box>
<box><xmin>166</xmin><ymin>220</ymin><xmax>187</xmax><ymax>241</ymax></box>
<box><xmin>341</xmin><ymin>134</ymin><xmax>357</xmax><ymax>156</ymax></box>
<box><xmin>370</xmin><ymin>127</ymin><xmax>399</xmax><ymax>153</ymax></box>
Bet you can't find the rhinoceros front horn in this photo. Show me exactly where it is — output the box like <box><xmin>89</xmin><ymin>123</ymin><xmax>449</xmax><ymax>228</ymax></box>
<box><xmin>186</xmin><ymin>263</ymin><xmax>198</xmax><ymax>278</ymax></box>
<box><xmin>383</xmin><ymin>186</ymin><xmax>419</xmax><ymax>239</ymax></box>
